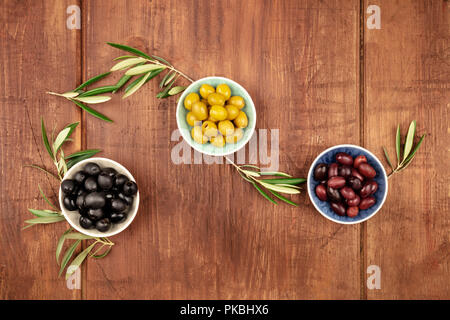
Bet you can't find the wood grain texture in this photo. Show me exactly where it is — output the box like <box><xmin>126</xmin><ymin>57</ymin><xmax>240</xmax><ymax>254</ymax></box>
<box><xmin>83</xmin><ymin>0</ymin><xmax>360</xmax><ymax>299</ymax></box>
<box><xmin>0</xmin><ymin>0</ymin><xmax>81</xmax><ymax>299</ymax></box>
<box><xmin>363</xmin><ymin>0</ymin><xmax>450</xmax><ymax>299</ymax></box>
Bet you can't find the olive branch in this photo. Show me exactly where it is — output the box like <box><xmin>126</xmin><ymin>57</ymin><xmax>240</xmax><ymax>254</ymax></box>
<box><xmin>47</xmin><ymin>43</ymin><xmax>193</xmax><ymax>122</ymax></box>
<box><xmin>23</xmin><ymin>118</ymin><xmax>114</xmax><ymax>280</ymax></box>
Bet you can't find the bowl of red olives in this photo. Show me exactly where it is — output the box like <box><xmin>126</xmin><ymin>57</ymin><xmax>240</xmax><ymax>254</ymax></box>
<box><xmin>307</xmin><ymin>145</ymin><xmax>388</xmax><ymax>224</ymax></box>
<box><xmin>58</xmin><ymin>157</ymin><xmax>140</xmax><ymax>237</ymax></box>
<box><xmin>176</xmin><ymin>76</ymin><xmax>256</xmax><ymax>156</ymax></box>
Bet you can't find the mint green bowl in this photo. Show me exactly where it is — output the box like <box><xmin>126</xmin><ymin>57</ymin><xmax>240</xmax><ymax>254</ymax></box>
<box><xmin>176</xmin><ymin>76</ymin><xmax>256</xmax><ymax>156</ymax></box>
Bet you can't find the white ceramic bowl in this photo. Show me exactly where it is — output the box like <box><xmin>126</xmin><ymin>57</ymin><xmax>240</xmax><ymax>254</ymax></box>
<box><xmin>59</xmin><ymin>157</ymin><xmax>140</xmax><ymax>237</ymax></box>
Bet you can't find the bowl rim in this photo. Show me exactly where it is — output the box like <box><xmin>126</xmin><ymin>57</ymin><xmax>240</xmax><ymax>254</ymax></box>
<box><xmin>307</xmin><ymin>144</ymin><xmax>388</xmax><ymax>225</ymax></box>
<box><xmin>58</xmin><ymin>157</ymin><xmax>140</xmax><ymax>237</ymax></box>
<box><xmin>176</xmin><ymin>76</ymin><xmax>256</xmax><ymax>157</ymax></box>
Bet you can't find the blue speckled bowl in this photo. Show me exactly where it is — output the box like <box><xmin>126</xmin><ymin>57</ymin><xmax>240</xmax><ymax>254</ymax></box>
<box><xmin>176</xmin><ymin>76</ymin><xmax>256</xmax><ymax>156</ymax></box>
<box><xmin>307</xmin><ymin>145</ymin><xmax>388</xmax><ymax>224</ymax></box>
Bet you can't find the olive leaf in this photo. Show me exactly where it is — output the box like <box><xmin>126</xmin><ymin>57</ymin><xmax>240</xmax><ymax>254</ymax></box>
<box><xmin>28</xmin><ymin>209</ymin><xmax>60</xmax><ymax>217</ymax></box>
<box><xmin>70</xmin><ymin>99</ymin><xmax>113</xmax><ymax>122</ymax></box>
<box><xmin>61</xmin><ymin>92</ymin><xmax>79</xmax><ymax>98</ymax></box>
<box><xmin>74</xmin><ymin>72</ymin><xmax>111</xmax><ymax>91</ymax></box>
<box><xmin>168</xmin><ymin>86</ymin><xmax>186</xmax><ymax>96</ymax></box>
<box><xmin>383</xmin><ymin>147</ymin><xmax>395</xmax><ymax>171</ymax></box>
<box><xmin>402</xmin><ymin>120</ymin><xmax>416</xmax><ymax>163</ymax></box>
<box><xmin>151</xmin><ymin>55</ymin><xmax>172</xmax><ymax>66</ymax></box>
<box><xmin>41</xmin><ymin>118</ymin><xmax>54</xmax><ymax>160</ymax></box>
<box><xmin>268</xmin><ymin>190</ymin><xmax>298</xmax><ymax>206</ymax></box>
<box><xmin>260</xmin><ymin>178</ymin><xmax>306</xmax><ymax>185</ymax></box>
<box><xmin>252</xmin><ymin>182</ymin><xmax>277</xmax><ymax>205</ymax></box>
<box><xmin>65</xmin><ymin>149</ymin><xmax>101</xmax><ymax>160</ymax></box>
<box><xmin>113</xmin><ymin>74</ymin><xmax>133</xmax><ymax>93</ymax></box>
<box><xmin>53</xmin><ymin>127</ymin><xmax>71</xmax><ymax>155</ymax></box>
<box><xmin>78</xmin><ymin>86</ymin><xmax>118</xmax><ymax>97</ymax></box>
<box><xmin>38</xmin><ymin>184</ymin><xmax>58</xmax><ymax>210</ymax></box>
<box><xmin>65</xmin><ymin>242</ymin><xmax>97</xmax><ymax>279</ymax></box>
<box><xmin>395</xmin><ymin>124</ymin><xmax>401</xmax><ymax>165</ymax></box>
<box><xmin>110</xmin><ymin>57</ymin><xmax>147</xmax><ymax>71</ymax></box>
<box><xmin>59</xmin><ymin>240</ymin><xmax>81</xmax><ymax>277</ymax></box>
<box><xmin>125</xmin><ymin>64</ymin><xmax>165</xmax><ymax>76</ymax></box>
<box><xmin>113</xmin><ymin>55</ymin><xmax>138</xmax><ymax>61</ymax></box>
<box><xmin>24</xmin><ymin>164</ymin><xmax>59</xmax><ymax>181</ymax></box>
<box><xmin>107</xmin><ymin>42</ymin><xmax>152</xmax><ymax>59</ymax></box>
<box><xmin>123</xmin><ymin>71</ymin><xmax>152</xmax><ymax>98</ymax></box>
<box><xmin>74</xmin><ymin>96</ymin><xmax>112</xmax><ymax>104</ymax></box>
<box><xmin>258</xmin><ymin>181</ymin><xmax>300</xmax><ymax>194</ymax></box>
<box><xmin>56</xmin><ymin>228</ymin><xmax>72</xmax><ymax>265</ymax></box>
<box><xmin>259</xmin><ymin>171</ymin><xmax>292</xmax><ymax>177</ymax></box>
<box><xmin>23</xmin><ymin>216</ymin><xmax>65</xmax><ymax>229</ymax></box>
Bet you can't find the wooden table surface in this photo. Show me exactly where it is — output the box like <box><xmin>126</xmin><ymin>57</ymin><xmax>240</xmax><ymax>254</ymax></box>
<box><xmin>1</xmin><ymin>0</ymin><xmax>449</xmax><ymax>300</ymax></box>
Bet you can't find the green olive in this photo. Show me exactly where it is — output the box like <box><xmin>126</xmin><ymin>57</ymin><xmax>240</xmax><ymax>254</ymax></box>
<box><xmin>210</xmin><ymin>135</ymin><xmax>225</xmax><ymax>148</ymax></box>
<box><xmin>216</xmin><ymin>84</ymin><xmax>231</xmax><ymax>100</ymax></box>
<box><xmin>207</xmin><ymin>93</ymin><xmax>226</xmax><ymax>106</ymax></box>
<box><xmin>228</xmin><ymin>96</ymin><xmax>245</xmax><ymax>109</ymax></box>
<box><xmin>199</xmin><ymin>84</ymin><xmax>215</xmax><ymax>99</ymax></box>
<box><xmin>225</xmin><ymin>128</ymin><xmax>244</xmax><ymax>144</ymax></box>
<box><xmin>184</xmin><ymin>92</ymin><xmax>200</xmax><ymax>111</ymax></box>
<box><xmin>234</xmin><ymin>111</ymin><xmax>248</xmax><ymax>128</ymax></box>
<box><xmin>209</xmin><ymin>105</ymin><xmax>228</xmax><ymax>121</ymax></box>
<box><xmin>192</xmin><ymin>101</ymin><xmax>208</xmax><ymax>120</ymax></box>
<box><xmin>191</xmin><ymin>126</ymin><xmax>208</xmax><ymax>144</ymax></box>
<box><xmin>218</xmin><ymin>120</ymin><xmax>235</xmax><ymax>136</ymax></box>
<box><xmin>225</xmin><ymin>104</ymin><xmax>240</xmax><ymax>120</ymax></box>
<box><xmin>186</xmin><ymin>112</ymin><xmax>199</xmax><ymax>127</ymax></box>
<box><xmin>201</xmin><ymin>121</ymin><xmax>218</xmax><ymax>138</ymax></box>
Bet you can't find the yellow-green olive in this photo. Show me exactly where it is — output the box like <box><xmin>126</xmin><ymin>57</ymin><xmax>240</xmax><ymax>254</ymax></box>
<box><xmin>192</xmin><ymin>101</ymin><xmax>208</xmax><ymax>120</ymax></box>
<box><xmin>209</xmin><ymin>105</ymin><xmax>228</xmax><ymax>121</ymax></box>
<box><xmin>234</xmin><ymin>111</ymin><xmax>248</xmax><ymax>128</ymax></box>
<box><xmin>216</xmin><ymin>84</ymin><xmax>231</xmax><ymax>100</ymax></box>
<box><xmin>186</xmin><ymin>112</ymin><xmax>198</xmax><ymax>127</ymax></box>
<box><xmin>218</xmin><ymin>120</ymin><xmax>235</xmax><ymax>136</ymax></box>
<box><xmin>201</xmin><ymin>121</ymin><xmax>218</xmax><ymax>137</ymax></box>
<box><xmin>228</xmin><ymin>96</ymin><xmax>245</xmax><ymax>109</ymax></box>
<box><xmin>208</xmin><ymin>114</ymin><xmax>218</xmax><ymax>123</ymax></box>
<box><xmin>191</xmin><ymin>126</ymin><xmax>208</xmax><ymax>144</ymax></box>
<box><xmin>199</xmin><ymin>84</ymin><xmax>215</xmax><ymax>99</ymax></box>
<box><xmin>210</xmin><ymin>135</ymin><xmax>225</xmax><ymax>148</ymax></box>
<box><xmin>225</xmin><ymin>104</ymin><xmax>240</xmax><ymax>120</ymax></box>
<box><xmin>207</xmin><ymin>93</ymin><xmax>226</xmax><ymax>106</ymax></box>
<box><xmin>225</xmin><ymin>128</ymin><xmax>244</xmax><ymax>144</ymax></box>
<box><xmin>184</xmin><ymin>92</ymin><xmax>200</xmax><ymax>111</ymax></box>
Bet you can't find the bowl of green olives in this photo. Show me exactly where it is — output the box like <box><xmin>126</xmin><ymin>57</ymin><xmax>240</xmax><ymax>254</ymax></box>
<box><xmin>176</xmin><ymin>76</ymin><xmax>256</xmax><ymax>156</ymax></box>
<box><xmin>58</xmin><ymin>157</ymin><xmax>140</xmax><ymax>237</ymax></box>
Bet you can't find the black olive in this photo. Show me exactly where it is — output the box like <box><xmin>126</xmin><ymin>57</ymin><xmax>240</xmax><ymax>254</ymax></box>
<box><xmin>61</xmin><ymin>179</ymin><xmax>76</xmax><ymax>195</ymax></box>
<box><xmin>84</xmin><ymin>192</ymin><xmax>106</xmax><ymax>209</ymax></box>
<box><xmin>105</xmin><ymin>192</ymin><xmax>114</xmax><ymax>200</ymax></box>
<box><xmin>84</xmin><ymin>162</ymin><xmax>101</xmax><ymax>176</ymax></box>
<box><xmin>79</xmin><ymin>207</ymin><xmax>89</xmax><ymax>217</ymax></box>
<box><xmin>326</xmin><ymin>186</ymin><xmax>342</xmax><ymax>203</ymax></box>
<box><xmin>102</xmin><ymin>167</ymin><xmax>117</xmax><ymax>178</ymax></box>
<box><xmin>348</xmin><ymin>177</ymin><xmax>363</xmax><ymax>191</ymax></box>
<box><xmin>114</xmin><ymin>174</ymin><xmax>129</xmax><ymax>188</ymax></box>
<box><xmin>98</xmin><ymin>172</ymin><xmax>114</xmax><ymax>191</ymax></box>
<box><xmin>76</xmin><ymin>187</ymin><xmax>84</xmax><ymax>196</ymax></box>
<box><xmin>63</xmin><ymin>196</ymin><xmax>77</xmax><ymax>211</ymax></box>
<box><xmin>84</xmin><ymin>177</ymin><xmax>98</xmax><ymax>192</ymax></box>
<box><xmin>314</xmin><ymin>163</ymin><xmax>328</xmax><ymax>181</ymax></box>
<box><xmin>110</xmin><ymin>198</ymin><xmax>127</xmax><ymax>212</ymax></box>
<box><xmin>73</xmin><ymin>171</ymin><xmax>88</xmax><ymax>185</ymax></box>
<box><xmin>123</xmin><ymin>181</ymin><xmax>138</xmax><ymax>196</ymax></box>
<box><xmin>96</xmin><ymin>218</ymin><xmax>111</xmax><ymax>232</ymax></box>
<box><xmin>79</xmin><ymin>216</ymin><xmax>94</xmax><ymax>229</ymax></box>
<box><xmin>76</xmin><ymin>192</ymin><xmax>87</xmax><ymax>210</ymax></box>
<box><xmin>110</xmin><ymin>212</ymin><xmax>127</xmax><ymax>223</ymax></box>
<box><xmin>118</xmin><ymin>192</ymin><xmax>134</xmax><ymax>206</ymax></box>
<box><xmin>87</xmin><ymin>208</ymin><xmax>104</xmax><ymax>221</ymax></box>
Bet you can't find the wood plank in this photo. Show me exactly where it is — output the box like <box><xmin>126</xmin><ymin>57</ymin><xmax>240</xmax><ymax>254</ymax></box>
<box><xmin>364</xmin><ymin>0</ymin><xmax>450</xmax><ymax>299</ymax></box>
<box><xmin>0</xmin><ymin>0</ymin><xmax>82</xmax><ymax>298</ymax></box>
<box><xmin>83</xmin><ymin>0</ymin><xmax>361</xmax><ymax>299</ymax></box>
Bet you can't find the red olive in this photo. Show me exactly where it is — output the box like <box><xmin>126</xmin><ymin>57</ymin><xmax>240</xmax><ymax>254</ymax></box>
<box><xmin>328</xmin><ymin>163</ymin><xmax>339</xmax><ymax>177</ymax></box>
<box><xmin>315</xmin><ymin>184</ymin><xmax>328</xmax><ymax>201</ymax></box>
<box><xmin>359</xmin><ymin>196</ymin><xmax>376</xmax><ymax>210</ymax></box>
<box><xmin>327</xmin><ymin>176</ymin><xmax>346</xmax><ymax>189</ymax></box>
<box><xmin>326</xmin><ymin>186</ymin><xmax>342</xmax><ymax>203</ymax></box>
<box><xmin>338</xmin><ymin>165</ymin><xmax>352</xmax><ymax>178</ymax></box>
<box><xmin>347</xmin><ymin>194</ymin><xmax>361</xmax><ymax>206</ymax></box>
<box><xmin>360</xmin><ymin>181</ymin><xmax>378</xmax><ymax>198</ymax></box>
<box><xmin>314</xmin><ymin>163</ymin><xmax>328</xmax><ymax>181</ymax></box>
<box><xmin>347</xmin><ymin>206</ymin><xmax>359</xmax><ymax>218</ymax></box>
<box><xmin>358</xmin><ymin>163</ymin><xmax>376</xmax><ymax>179</ymax></box>
<box><xmin>340</xmin><ymin>186</ymin><xmax>356</xmax><ymax>200</ymax></box>
<box><xmin>336</xmin><ymin>152</ymin><xmax>353</xmax><ymax>166</ymax></box>
<box><xmin>351</xmin><ymin>168</ymin><xmax>365</xmax><ymax>182</ymax></box>
<box><xmin>331</xmin><ymin>202</ymin><xmax>346</xmax><ymax>216</ymax></box>
<box><xmin>354</xmin><ymin>155</ymin><xmax>367</xmax><ymax>168</ymax></box>
<box><xmin>348</xmin><ymin>177</ymin><xmax>363</xmax><ymax>191</ymax></box>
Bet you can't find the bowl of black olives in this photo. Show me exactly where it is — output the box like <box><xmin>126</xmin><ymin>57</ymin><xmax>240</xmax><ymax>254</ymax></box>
<box><xmin>59</xmin><ymin>157</ymin><xmax>139</xmax><ymax>237</ymax></box>
<box><xmin>307</xmin><ymin>145</ymin><xmax>388</xmax><ymax>224</ymax></box>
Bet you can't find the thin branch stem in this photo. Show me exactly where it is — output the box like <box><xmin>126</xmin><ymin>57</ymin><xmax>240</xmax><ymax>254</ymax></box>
<box><xmin>147</xmin><ymin>59</ymin><xmax>194</xmax><ymax>83</ymax></box>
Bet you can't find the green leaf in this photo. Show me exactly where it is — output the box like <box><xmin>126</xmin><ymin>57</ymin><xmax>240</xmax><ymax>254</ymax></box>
<box><xmin>78</xmin><ymin>86</ymin><xmax>118</xmax><ymax>97</ymax></box>
<box><xmin>66</xmin><ymin>153</ymin><xmax>98</xmax><ymax>169</ymax></box>
<box><xmin>56</xmin><ymin>228</ymin><xmax>72</xmax><ymax>265</ymax></box>
<box><xmin>59</xmin><ymin>240</ymin><xmax>81</xmax><ymax>277</ymax></box>
<box><xmin>65</xmin><ymin>149</ymin><xmax>101</xmax><ymax>160</ymax></box>
<box><xmin>239</xmin><ymin>164</ymin><xmax>261</xmax><ymax>170</ymax></box>
<box><xmin>113</xmin><ymin>74</ymin><xmax>133</xmax><ymax>93</ymax></box>
<box><xmin>238</xmin><ymin>171</ymin><xmax>253</xmax><ymax>183</ymax></box>
<box><xmin>52</xmin><ymin>127</ymin><xmax>71</xmax><ymax>154</ymax></box>
<box><xmin>151</xmin><ymin>55</ymin><xmax>172</xmax><ymax>66</ymax></box>
<box><xmin>74</xmin><ymin>96</ymin><xmax>111</xmax><ymax>104</ymax></box>
<box><xmin>402</xmin><ymin>120</ymin><xmax>416</xmax><ymax>163</ymax></box>
<box><xmin>402</xmin><ymin>133</ymin><xmax>426</xmax><ymax>167</ymax></box>
<box><xmin>113</xmin><ymin>55</ymin><xmax>137</xmax><ymax>61</ymax></box>
<box><xmin>159</xmin><ymin>71</ymin><xmax>173</xmax><ymax>88</ymax></box>
<box><xmin>74</xmin><ymin>72</ymin><xmax>111</xmax><ymax>91</ymax></box>
<box><xmin>64</xmin><ymin>122</ymin><xmax>79</xmax><ymax>140</ymax></box>
<box><xmin>107</xmin><ymin>42</ymin><xmax>151</xmax><ymax>59</ymax></box>
<box><xmin>252</xmin><ymin>182</ymin><xmax>277</xmax><ymax>204</ymax></box>
<box><xmin>41</xmin><ymin>118</ymin><xmax>54</xmax><ymax>160</ymax></box>
<box><xmin>259</xmin><ymin>178</ymin><xmax>306</xmax><ymax>185</ymax></box>
<box><xmin>28</xmin><ymin>209</ymin><xmax>60</xmax><ymax>217</ymax></box>
<box><xmin>60</xmin><ymin>91</ymin><xmax>79</xmax><ymax>98</ymax></box>
<box><xmin>156</xmin><ymin>78</ymin><xmax>175</xmax><ymax>99</ymax></box>
<box><xmin>383</xmin><ymin>147</ymin><xmax>395</xmax><ymax>171</ymax></box>
<box><xmin>395</xmin><ymin>124</ymin><xmax>401</xmax><ymax>166</ymax></box>
<box><xmin>110</xmin><ymin>57</ymin><xmax>147</xmax><ymax>71</ymax></box>
<box><xmin>268</xmin><ymin>190</ymin><xmax>298</xmax><ymax>206</ymax></box>
<box><xmin>257</xmin><ymin>181</ymin><xmax>301</xmax><ymax>194</ymax></box>
<box><xmin>125</xmin><ymin>64</ymin><xmax>165</xmax><ymax>76</ymax></box>
<box><xmin>24</xmin><ymin>164</ymin><xmax>59</xmax><ymax>181</ymax></box>
<box><xmin>64</xmin><ymin>232</ymin><xmax>95</xmax><ymax>240</ymax></box>
<box><xmin>38</xmin><ymin>184</ymin><xmax>58</xmax><ymax>209</ymax></box>
<box><xmin>241</xmin><ymin>169</ymin><xmax>260</xmax><ymax>178</ymax></box>
<box><xmin>168</xmin><ymin>86</ymin><xmax>186</xmax><ymax>96</ymax></box>
<box><xmin>91</xmin><ymin>246</ymin><xmax>112</xmax><ymax>259</ymax></box>
<box><xmin>258</xmin><ymin>171</ymin><xmax>292</xmax><ymax>177</ymax></box>
<box><xmin>124</xmin><ymin>68</ymin><xmax>165</xmax><ymax>94</ymax></box>
<box><xmin>123</xmin><ymin>71</ymin><xmax>152</xmax><ymax>98</ymax></box>
<box><xmin>274</xmin><ymin>183</ymin><xmax>301</xmax><ymax>189</ymax></box>
<box><xmin>23</xmin><ymin>216</ymin><xmax>65</xmax><ymax>228</ymax></box>
<box><xmin>66</xmin><ymin>242</ymin><xmax>97</xmax><ymax>279</ymax></box>
<box><xmin>70</xmin><ymin>99</ymin><xmax>113</xmax><ymax>122</ymax></box>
